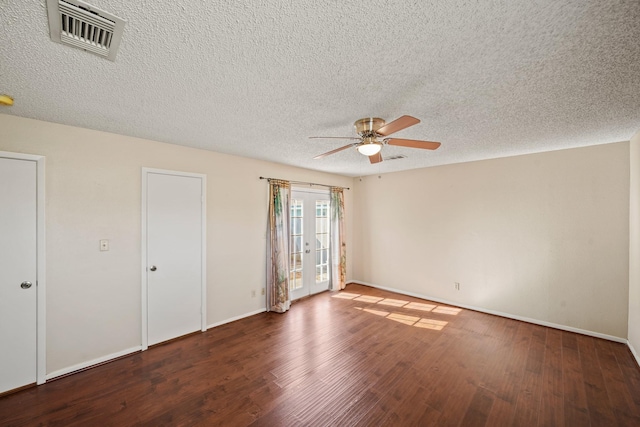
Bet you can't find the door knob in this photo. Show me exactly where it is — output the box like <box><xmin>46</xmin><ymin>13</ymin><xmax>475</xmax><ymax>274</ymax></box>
<box><xmin>305</xmin><ymin>250</ymin><xmax>311</xmax><ymax>254</ymax></box>
<box><xmin>149</xmin><ymin>265</ymin><xmax>157</xmax><ymax>271</ymax></box>
<box><xmin>21</xmin><ymin>281</ymin><xmax>32</xmax><ymax>289</ymax></box>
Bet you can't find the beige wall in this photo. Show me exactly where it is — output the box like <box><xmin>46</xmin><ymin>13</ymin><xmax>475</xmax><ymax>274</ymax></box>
<box><xmin>2</xmin><ymin>112</ymin><xmax>635</xmax><ymax>375</ymax></box>
<box><xmin>352</xmin><ymin>143</ymin><xmax>630</xmax><ymax>338</ymax></box>
<box><xmin>630</xmin><ymin>130</ymin><xmax>640</xmax><ymax>357</ymax></box>
<box><xmin>0</xmin><ymin>114</ymin><xmax>354</xmax><ymax>374</ymax></box>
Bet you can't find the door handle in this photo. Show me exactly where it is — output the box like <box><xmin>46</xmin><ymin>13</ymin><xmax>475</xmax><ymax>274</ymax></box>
<box><xmin>21</xmin><ymin>281</ymin><xmax>32</xmax><ymax>289</ymax></box>
<box><xmin>149</xmin><ymin>265</ymin><xmax>157</xmax><ymax>271</ymax></box>
<box><xmin>305</xmin><ymin>250</ymin><xmax>310</xmax><ymax>254</ymax></box>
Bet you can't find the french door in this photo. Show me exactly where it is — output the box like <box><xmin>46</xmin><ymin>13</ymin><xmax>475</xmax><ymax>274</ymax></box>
<box><xmin>289</xmin><ymin>189</ymin><xmax>330</xmax><ymax>300</ymax></box>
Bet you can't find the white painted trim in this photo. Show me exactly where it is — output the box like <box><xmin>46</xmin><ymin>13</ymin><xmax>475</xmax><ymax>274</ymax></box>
<box><xmin>350</xmin><ymin>280</ymin><xmax>628</xmax><ymax>344</ymax></box>
<box><xmin>35</xmin><ymin>155</ymin><xmax>46</xmax><ymax>385</ymax></box>
<box><xmin>628</xmin><ymin>340</ymin><xmax>640</xmax><ymax>368</ymax></box>
<box><xmin>47</xmin><ymin>309</ymin><xmax>268</xmax><ymax>381</ymax></box>
<box><xmin>207</xmin><ymin>308</ymin><xmax>267</xmax><ymax>330</ymax></box>
<box><xmin>141</xmin><ymin>168</ymin><xmax>207</xmax><ymax>351</ymax></box>
<box><xmin>0</xmin><ymin>151</ymin><xmax>47</xmax><ymax>385</ymax></box>
<box><xmin>200</xmin><ymin>177</ymin><xmax>207</xmax><ymax>332</ymax></box>
<box><xmin>141</xmin><ymin>169</ymin><xmax>149</xmax><ymax>350</ymax></box>
<box><xmin>45</xmin><ymin>346</ymin><xmax>142</xmax><ymax>381</ymax></box>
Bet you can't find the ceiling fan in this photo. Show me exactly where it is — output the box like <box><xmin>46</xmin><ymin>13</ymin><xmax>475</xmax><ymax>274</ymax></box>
<box><xmin>310</xmin><ymin>115</ymin><xmax>441</xmax><ymax>164</ymax></box>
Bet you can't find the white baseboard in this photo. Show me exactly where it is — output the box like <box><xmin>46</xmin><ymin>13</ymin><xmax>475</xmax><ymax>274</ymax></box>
<box><xmin>45</xmin><ymin>346</ymin><xmax>142</xmax><ymax>381</ymax></box>
<box><xmin>207</xmin><ymin>308</ymin><xmax>266</xmax><ymax>329</ymax></box>
<box><xmin>40</xmin><ymin>295</ymin><xmax>638</xmax><ymax>383</ymax></box>
<box><xmin>43</xmin><ymin>310</ymin><xmax>268</xmax><ymax>383</ymax></box>
<box><xmin>349</xmin><ymin>280</ymin><xmax>627</xmax><ymax>344</ymax></box>
<box><xmin>628</xmin><ymin>340</ymin><xmax>640</xmax><ymax>368</ymax></box>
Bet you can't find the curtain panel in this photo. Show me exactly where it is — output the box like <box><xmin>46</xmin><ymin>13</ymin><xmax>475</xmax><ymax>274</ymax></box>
<box><xmin>330</xmin><ymin>187</ymin><xmax>346</xmax><ymax>291</ymax></box>
<box><xmin>267</xmin><ymin>180</ymin><xmax>291</xmax><ymax>313</ymax></box>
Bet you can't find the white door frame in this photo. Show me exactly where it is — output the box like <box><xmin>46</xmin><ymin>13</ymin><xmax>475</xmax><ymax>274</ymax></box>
<box><xmin>290</xmin><ymin>186</ymin><xmax>331</xmax><ymax>300</ymax></box>
<box><xmin>0</xmin><ymin>151</ymin><xmax>46</xmax><ymax>386</ymax></box>
<box><xmin>141</xmin><ymin>168</ymin><xmax>207</xmax><ymax>350</ymax></box>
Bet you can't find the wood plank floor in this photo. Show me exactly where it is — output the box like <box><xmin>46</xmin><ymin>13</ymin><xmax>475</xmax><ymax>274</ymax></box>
<box><xmin>2</xmin><ymin>283</ymin><xmax>640</xmax><ymax>426</ymax></box>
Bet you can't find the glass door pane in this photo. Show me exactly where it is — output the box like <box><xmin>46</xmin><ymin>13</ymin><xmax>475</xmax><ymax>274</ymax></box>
<box><xmin>290</xmin><ymin>190</ymin><xmax>330</xmax><ymax>300</ymax></box>
<box><xmin>289</xmin><ymin>199</ymin><xmax>303</xmax><ymax>293</ymax></box>
<box><xmin>315</xmin><ymin>200</ymin><xmax>330</xmax><ymax>284</ymax></box>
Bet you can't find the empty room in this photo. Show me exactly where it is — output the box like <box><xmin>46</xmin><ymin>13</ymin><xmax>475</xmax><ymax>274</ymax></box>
<box><xmin>1</xmin><ymin>0</ymin><xmax>639</xmax><ymax>425</ymax></box>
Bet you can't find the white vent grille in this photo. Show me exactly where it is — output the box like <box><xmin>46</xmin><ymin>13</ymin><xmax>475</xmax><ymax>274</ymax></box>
<box><xmin>384</xmin><ymin>154</ymin><xmax>407</xmax><ymax>161</ymax></box>
<box><xmin>46</xmin><ymin>0</ymin><xmax>126</xmax><ymax>61</ymax></box>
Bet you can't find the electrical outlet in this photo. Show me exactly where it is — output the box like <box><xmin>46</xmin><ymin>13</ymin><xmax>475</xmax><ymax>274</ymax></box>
<box><xmin>455</xmin><ymin>282</ymin><xmax>460</xmax><ymax>291</ymax></box>
<box><xmin>251</xmin><ymin>290</ymin><xmax>256</xmax><ymax>298</ymax></box>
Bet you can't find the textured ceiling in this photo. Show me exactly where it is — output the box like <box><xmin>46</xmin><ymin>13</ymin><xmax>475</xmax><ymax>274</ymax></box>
<box><xmin>1</xmin><ymin>0</ymin><xmax>639</xmax><ymax>177</ymax></box>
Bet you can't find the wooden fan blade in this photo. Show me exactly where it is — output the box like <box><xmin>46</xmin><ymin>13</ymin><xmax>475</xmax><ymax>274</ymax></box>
<box><xmin>309</xmin><ymin>136</ymin><xmax>361</xmax><ymax>140</ymax></box>
<box><xmin>314</xmin><ymin>143</ymin><xmax>357</xmax><ymax>159</ymax></box>
<box><xmin>375</xmin><ymin>115</ymin><xmax>420</xmax><ymax>136</ymax></box>
<box><xmin>386</xmin><ymin>138</ymin><xmax>441</xmax><ymax>150</ymax></box>
<box><xmin>369</xmin><ymin>152</ymin><xmax>383</xmax><ymax>164</ymax></box>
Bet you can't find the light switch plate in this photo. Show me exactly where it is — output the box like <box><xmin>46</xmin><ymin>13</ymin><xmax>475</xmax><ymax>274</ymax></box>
<box><xmin>100</xmin><ymin>239</ymin><xmax>109</xmax><ymax>251</ymax></box>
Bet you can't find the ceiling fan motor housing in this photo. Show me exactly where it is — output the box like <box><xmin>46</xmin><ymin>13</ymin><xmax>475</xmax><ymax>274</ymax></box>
<box><xmin>354</xmin><ymin>117</ymin><xmax>385</xmax><ymax>137</ymax></box>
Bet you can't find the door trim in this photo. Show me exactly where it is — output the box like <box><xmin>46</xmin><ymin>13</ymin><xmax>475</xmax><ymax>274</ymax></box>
<box><xmin>0</xmin><ymin>151</ymin><xmax>46</xmax><ymax>386</ymax></box>
<box><xmin>141</xmin><ymin>168</ymin><xmax>207</xmax><ymax>351</ymax></box>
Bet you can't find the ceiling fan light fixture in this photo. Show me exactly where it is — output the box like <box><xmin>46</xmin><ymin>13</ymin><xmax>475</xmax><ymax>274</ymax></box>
<box><xmin>311</xmin><ymin>115</ymin><xmax>439</xmax><ymax>163</ymax></box>
<box><xmin>357</xmin><ymin>142</ymin><xmax>382</xmax><ymax>156</ymax></box>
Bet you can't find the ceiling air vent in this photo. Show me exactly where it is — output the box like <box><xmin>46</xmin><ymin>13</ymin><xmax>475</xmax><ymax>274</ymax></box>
<box><xmin>46</xmin><ymin>0</ymin><xmax>126</xmax><ymax>61</ymax></box>
<box><xmin>384</xmin><ymin>154</ymin><xmax>407</xmax><ymax>161</ymax></box>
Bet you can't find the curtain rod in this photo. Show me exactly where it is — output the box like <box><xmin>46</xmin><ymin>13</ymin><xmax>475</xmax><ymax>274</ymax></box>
<box><xmin>259</xmin><ymin>176</ymin><xmax>350</xmax><ymax>190</ymax></box>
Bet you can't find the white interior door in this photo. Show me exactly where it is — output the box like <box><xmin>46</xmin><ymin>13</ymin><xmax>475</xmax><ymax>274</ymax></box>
<box><xmin>144</xmin><ymin>170</ymin><xmax>206</xmax><ymax>347</ymax></box>
<box><xmin>290</xmin><ymin>189</ymin><xmax>330</xmax><ymax>301</ymax></box>
<box><xmin>0</xmin><ymin>157</ymin><xmax>37</xmax><ymax>393</ymax></box>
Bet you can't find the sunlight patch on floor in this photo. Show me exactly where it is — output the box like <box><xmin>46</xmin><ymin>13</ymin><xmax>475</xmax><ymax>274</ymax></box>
<box><xmin>433</xmin><ymin>306</ymin><xmax>462</xmax><ymax>315</ymax></box>
<box><xmin>377</xmin><ymin>298</ymin><xmax>409</xmax><ymax>307</ymax></box>
<box><xmin>387</xmin><ymin>313</ymin><xmax>420</xmax><ymax>325</ymax></box>
<box><xmin>333</xmin><ymin>291</ymin><xmax>462</xmax><ymax>318</ymax></box>
<box><xmin>332</xmin><ymin>292</ymin><xmax>361</xmax><ymax>299</ymax></box>
<box><xmin>355</xmin><ymin>306</ymin><xmax>449</xmax><ymax>330</ymax></box>
<box><xmin>414</xmin><ymin>318</ymin><xmax>448</xmax><ymax>330</ymax></box>
<box><xmin>354</xmin><ymin>295</ymin><xmax>384</xmax><ymax>303</ymax></box>
<box><xmin>355</xmin><ymin>307</ymin><xmax>390</xmax><ymax>317</ymax></box>
<box><xmin>404</xmin><ymin>302</ymin><xmax>437</xmax><ymax>311</ymax></box>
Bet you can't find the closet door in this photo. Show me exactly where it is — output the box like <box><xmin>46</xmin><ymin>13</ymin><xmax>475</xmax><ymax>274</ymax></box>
<box><xmin>0</xmin><ymin>157</ymin><xmax>37</xmax><ymax>393</ymax></box>
<box><xmin>144</xmin><ymin>169</ymin><xmax>206</xmax><ymax>347</ymax></box>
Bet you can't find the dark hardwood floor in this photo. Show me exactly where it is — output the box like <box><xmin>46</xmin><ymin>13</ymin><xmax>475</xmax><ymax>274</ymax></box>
<box><xmin>2</xmin><ymin>283</ymin><xmax>640</xmax><ymax>426</ymax></box>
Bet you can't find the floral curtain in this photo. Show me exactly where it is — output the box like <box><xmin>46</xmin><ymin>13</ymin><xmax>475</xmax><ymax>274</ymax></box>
<box><xmin>267</xmin><ymin>179</ymin><xmax>291</xmax><ymax>313</ymax></box>
<box><xmin>330</xmin><ymin>187</ymin><xmax>346</xmax><ymax>291</ymax></box>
